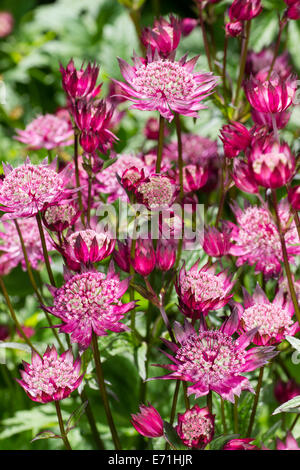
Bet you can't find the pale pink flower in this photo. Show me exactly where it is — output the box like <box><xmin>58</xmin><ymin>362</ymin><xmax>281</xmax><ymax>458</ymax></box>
<box><xmin>176</xmin><ymin>405</ymin><xmax>214</xmax><ymax>449</ymax></box>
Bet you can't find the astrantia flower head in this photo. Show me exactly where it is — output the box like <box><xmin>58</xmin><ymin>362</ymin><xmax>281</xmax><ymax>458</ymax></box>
<box><xmin>150</xmin><ymin>313</ymin><xmax>277</xmax><ymax>402</ymax></box>
<box><xmin>132</xmin><ymin>237</ymin><xmax>156</xmax><ymax>277</ymax></box>
<box><xmin>141</xmin><ymin>16</ymin><xmax>181</xmax><ymax>58</ymax></box>
<box><xmin>288</xmin><ymin>185</ymin><xmax>300</xmax><ymax>211</ymax></box>
<box><xmin>0</xmin><ymin>11</ymin><xmax>13</xmax><ymax>38</ymax></box>
<box><xmin>115</xmin><ymin>50</ymin><xmax>218</xmax><ymax>122</ymax></box>
<box><xmin>16</xmin><ymin>346</ymin><xmax>83</xmax><ymax>403</ymax></box>
<box><xmin>202</xmin><ymin>223</ymin><xmax>232</xmax><ymax>258</ymax></box>
<box><xmin>181</xmin><ymin>165</ymin><xmax>209</xmax><ymax>193</ymax></box>
<box><xmin>246</xmin><ymin>48</ymin><xmax>291</xmax><ymax>79</ymax></box>
<box><xmin>131</xmin><ymin>403</ymin><xmax>164</xmax><ymax>438</ymax></box>
<box><xmin>0</xmin><ymin>218</ymin><xmax>52</xmax><ymax>275</ymax></box>
<box><xmin>229</xmin><ymin>201</ymin><xmax>300</xmax><ymax>278</ymax></box>
<box><xmin>244</xmin><ymin>72</ymin><xmax>297</xmax><ymax>114</ymax></box>
<box><xmin>223</xmin><ymin>438</ymin><xmax>259</xmax><ymax>450</ymax></box>
<box><xmin>45</xmin><ymin>264</ymin><xmax>134</xmax><ymax>348</ymax></box>
<box><xmin>60</xmin><ymin>59</ymin><xmax>101</xmax><ymax>100</ymax></box>
<box><xmin>15</xmin><ymin>114</ymin><xmax>73</xmax><ymax>150</ymax></box>
<box><xmin>176</xmin><ymin>405</ymin><xmax>214</xmax><ymax>449</ymax></box>
<box><xmin>156</xmin><ymin>238</ymin><xmax>176</xmax><ymax>271</ymax></box>
<box><xmin>251</xmin><ymin>109</ymin><xmax>291</xmax><ymax>130</ymax></box>
<box><xmin>135</xmin><ymin>173</ymin><xmax>178</xmax><ymax>210</ymax></box>
<box><xmin>0</xmin><ymin>157</ymin><xmax>72</xmax><ymax>219</ymax></box>
<box><xmin>42</xmin><ymin>201</ymin><xmax>80</xmax><ymax>233</ymax></box>
<box><xmin>248</xmin><ymin>136</ymin><xmax>295</xmax><ymax>189</ymax></box>
<box><xmin>220</xmin><ymin>121</ymin><xmax>251</xmax><ymax>158</ymax></box>
<box><xmin>274</xmin><ymin>379</ymin><xmax>300</xmax><ymax>404</ymax></box>
<box><xmin>143</xmin><ymin>117</ymin><xmax>170</xmax><ymax>140</ymax></box>
<box><xmin>232</xmin><ymin>158</ymin><xmax>259</xmax><ymax>194</ymax></box>
<box><xmin>284</xmin><ymin>1</ymin><xmax>300</xmax><ymax>20</ymax></box>
<box><xmin>121</xmin><ymin>166</ymin><xmax>145</xmax><ymax>193</ymax></box>
<box><xmin>229</xmin><ymin>0</ymin><xmax>262</xmax><ymax>21</ymax></box>
<box><xmin>276</xmin><ymin>432</ymin><xmax>300</xmax><ymax>450</ymax></box>
<box><xmin>225</xmin><ymin>21</ymin><xmax>243</xmax><ymax>37</ymax></box>
<box><xmin>235</xmin><ymin>284</ymin><xmax>298</xmax><ymax>346</ymax></box>
<box><xmin>175</xmin><ymin>260</ymin><xmax>234</xmax><ymax>317</ymax></box>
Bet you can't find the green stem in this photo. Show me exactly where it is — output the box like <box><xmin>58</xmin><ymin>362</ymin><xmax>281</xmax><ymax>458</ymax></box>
<box><xmin>91</xmin><ymin>332</ymin><xmax>122</xmax><ymax>450</ymax></box>
<box><xmin>80</xmin><ymin>388</ymin><xmax>105</xmax><ymax>450</ymax></box>
<box><xmin>247</xmin><ymin>366</ymin><xmax>264</xmax><ymax>437</ymax></box>
<box><xmin>198</xmin><ymin>5</ymin><xmax>213</xmax><ymax>71</ymax></box>
<box><xmin>222</xmin><ymin>35</ymin><xmax>229</xmax><ymax>103</ymax></box>
<box><xmin>156</xmin><ymin>115</ymin><xmax>165</xmax><ymax>174</ymax></box>
<box><xmin>267</xmin><ymin>18</ymin><xmax>286</xmax><ymax>80</ymax></box>
<box><xmin>174</xmin><ymin>113</ymin><xmax>184</xmax><ymax>200</ymax></box>
<box><xmin>0</xmin><ymin>276</ymin><xmax>39</xmax><ymax>355</ymax></box>
<box><xmin>182</xmin><ymin>382</ymin><xmax>190</xmax><ymax>410</ymax></box>
<box><xmin>290</xmin><ymin>414</ymin><xmax>300</xmax><ymax>432</ymax></box>
<box><xmin>272</xmin><ymin>190</ymin><xmax>300</xmax><ymax>324</ymax></box>
<box><xmin>233</xmin><ymin>396</ymin><xmax>239</xmax><ymax>434</ymax></box>
<box><xmin>165</xmin><ymin>380</ymin><xmax>181</xmax><ymax>450</ymax></box>
<box><xmin>215</xmin><ymin>158</ymin><xmax>227</xmax><ymax>228</ymax></box>
<box><xmin>221</xmin><ymin>398</ymin><xmax>227</xmax><ymax>434</ymax></box>
<box><xmin>233</xmin><ymin>21</ymin><xmax>251</xmax><ymax>113</ymax></box>
<box><xmin>74</xmin><ymin>129</ymin><xmax>85</xmax><ymax>226</ymax></box>
<box><xmin>55</xmin><ymin>401</ymin><xmax>72</xmax><ymax>450</ymax></box>
<box><xmin>36</xmin><ymin>212</ymin><xmax>56</xmax><ymax>287</ymax></box>
<box><xmin>207</xmin><ymin>390</ymin><xmax>213</xmax><ymax>414</ymax></box>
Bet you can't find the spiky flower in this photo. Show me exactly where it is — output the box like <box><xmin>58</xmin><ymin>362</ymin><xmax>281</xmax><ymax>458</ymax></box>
<box><xmin>135</xmin><ymin>174</ymin><xmax>178</xmax><ymax>210</ymax></box>
<box><xmin>229</xmin><ymin>0</ymin><xmax>262</xmax><ymax>21</ymax></box>
<box><xmin>115</xmin><ymin>50</ymin><xmax>218</xmax><ymax>122</ymax></box>
<box><xmin>176</xmin><ymin>405</ymin><xmax>214</xmax><ymax>449</ymax></box>
<box><xmin>276</xmin><ymin>432</ymin><xmax>300</xmax><ymax>450</ymax></box>
<box><xmin>16</xmin><ymin>346</ymin><xmax>83</xmax><ymax>403</ymax></box>
<box><xmin>15</xmin><ymin>114</ymin><xmax>73</xmax><ymax>150</ymax></box>
<box><xmin>229</xmin><ymin>201</ymin><xmax>300</xmax><ymax>278</ymax></box>
<box><xmin>220</xmin><ymin>121</ymin><xmax>251</xmax><ymax>158</ymax></box>
<box><xmin>223</xmin><ymin>438</ymin><xmax>259</xmax><ymax>450</ymax></box>
<box><xmin>0</xmin><ymin>157</ymin><xmax>72</xmax><ymax>219</ymax></box>
<box><xmin>175</xmin><ymin>260</ymin><xmax>234</xmax><ymax>318</ymax></box>
<box><xmin>141</xmin><ymin>16</ymin><xmax>181</xmax><ymax>58</ymax></box>
<box><xmin>274</xmin><ymin>379</ymin><xmax>300</xmax><ymax>404</ymax></box>
<box><xmin>235</xmin><ymin>284</ymin><xmax>298</xmax><ymax>346</ymax></box>
<box><xmin>60</xmin><ymin>59</ymin><xmax>101</xmax><ymax>100</ymax></box>
<box><xmin>0</xmin><ymin>218</ymin><xmax>52</xmax><ymax>275</ymax></box>
<box><xmin>42</xmin><ymin>202</ymin><xmax>80</xmax><ymax>233</ymax></box>
<box><xmin>202</xmin><ymin>224</ymin><xmax>232</xmax><ymax>258</ymax></box>
<box><xmin>131</xmin><ymin>403</ymin><xmax>164</xmax><ymax>438</ymax></box>
<box><xmin>150</xmin><ymin>314</ymin><xmax>277</xmax><ymax>402</ymax></box>
<box><xmin>45</xmin><ymin>264</ymin><xmax>134</xmax><ymax>348</ymax></box>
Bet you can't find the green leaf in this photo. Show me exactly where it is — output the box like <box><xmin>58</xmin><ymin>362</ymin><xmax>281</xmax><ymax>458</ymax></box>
<box><xmin>209</xmin><ymin>434</ymin><xmax>240</xmax><ymax>450</ymax></box>
<box><xmin>66</xmin><ymin>401</ymin><xmax>88</xmax><ymax>433</ymax></box>
<box><xmin>31</xmin><ymin>430</ymin><xmax>60</xmax><ymax>442</ymax></box>
<box><xmin>136</xmin><ymin>342</ymin><xmax>147</xmax><ymax>381</ymax></box>
<box><xmin>272</xmin><ymin>395</ymin><xmax>300</xmax><ymax>415</ymax></box>
<box><xmin>286</xmin><ymin>335</ymin><xmax>300</xmax><ymax>353</ymax></box>
<box><xmin>163</xmin><ymin>421</ymin><xmax>186</xmax><ymax>450</ymax></box>
<box><xmin>102</xmin><ymin>157</ymin><xmax>118</xmax><ymax>170</ymax></box>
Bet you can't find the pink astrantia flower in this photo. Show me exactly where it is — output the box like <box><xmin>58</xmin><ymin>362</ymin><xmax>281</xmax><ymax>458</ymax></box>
<box><xmin>202</xmin><ymin>223</ymin><xmax>232</xmax><ymax>258</ymax></box>
<box><xmin>0</xmin><ymin>218</ymin><xmax>52</xmax><ymax>275</ymax></box>
<box><xmin>229</xmin><ymin>201</ymin><xmax>300</xmax><ymax>278</ymax></box>
<box><xmin>44</xmin><ymin>264</ymin><xmax>134</xmax><ymax>348</ymax></box>
<box><xmin>234</xmin><ymin>284</ymin><xmax>298</xmax><ymax>346</ymax></box>
<box><xmin>60</xmin><ymin>59</ymin><xmax>101</xmax><ymax>100</ymax></box>
<box><xmin>229</xmin><ymin>0</ymin><xmax>262</xmax><ymax>21</ymax></box>
<box><xmin>15</xmin><ymin>114</ymin><xmax>73</xmax><ymax>150</ymax></box>
<box><xmin>251</xmin><ymin>109</ymin><xmax>291</xmax><ymax>130</ymax></box>
<box><xmin>225</xmin><ymin>21</ymin><xmax>243</xmax><ymax>37</ymax></box>
<box><xmin>180</xmin><ymin>165</ymin><xmax>208</xmax><ymax>193</ymax></box>
<box><xmin>232</xmin><ymin>158</ymin><xmax>259</xmax><ymax>194</ymax></box>
<box><xmin>42</xmin><ymin>201</ymin><xmax>80</xmax><ymax>233</ymax></box>
<box><xmin>121</xmin><ymin>166</ymin><xmax>145</xmax><ymax>193</ymax></box>
<box><xmin>223</xmin><ymin>438</ymin><xmax>259</xmax><ymax>450</ymax></box>
<box><xmin>274</xmin><ymin>379</ymin><xmax>300</xmax><ymax>404</ymax></box>
<box><xmin>0</xmin><ymin>157</ymin><xmax>73</xmax><ymax>219</ymax></box>
<box><xmin>248</xmin><ymin>136</ymin><xmax>295</xmax><ymax>189</ymax></box>
<box><xmin>0</xmin><ymin>11</ymin><xmax>13</xmax><ymax>38</ymax></box>
<box><xmin>175</xmin><ymin>260</ymin><xmax>234</xmax><ymax>318</ymax></box>
<box><xmin>141</xmin><ymin>16</ymin><xmax>181</xmax><ymax>59</ymax></box>
<box><xmin>176</xmin><ymin>405</ymin><xmax>214</xmax><ymax>449</ymax></box>
<box><xmin>143</xmin><ymin>117</ymin><xmax>170</xmax><ymax>141</ymax></box>
<box><xmin>288</xmin><ymin>185</ymin><xmax>300</xmax><ymax>211</ymax></box>
<box><xmin>276</xmin><ymin>432</ymin><xmax>300</xmax><ymax>450</ymax></box>
<box><xmin>135</xmin><ymin>173</ymin><xmax>178</xmax><ymax>210</ymax></box>
<box><xmin>220</xmin><ymin>121</ymin><xmax>252</xmax><ymax>158</ymax></box>
<box><xmin>16</xmin><ymin>346</ymin><xmax>83</xmax><ymax>403</ymax></box>
<box><xmin>246</xmin><ymin>48</ymin><xmax>292</xmax><ymax>79</ymax></box>
<box><xmin>156</xmin><ymin>239</ymin><xmax>176</xmax><ymax>271</ymax></box>
<box><xmin>131</xmin><ymin>403</ymin><xmax>164</xmax><ymax>438</ymax></box>
<box><xmin>115</xmin><ymin>50</ymin><xmax>218</xmax><ymax>122</ymax></box>
<box><xmin>132</xmin><ymin>238</ymin><xmax>156</xmax><ymax>277</ymax></box>
<box><xmin>150</xmin><ymin>313</ymin><xmax>277</xmax><ymax>402</ymax></box>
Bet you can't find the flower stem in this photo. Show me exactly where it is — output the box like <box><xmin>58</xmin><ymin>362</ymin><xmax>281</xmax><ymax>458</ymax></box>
<box><xmin>207</xmin><ymin>390</ymin><xmax>213</xmax><ymax>414</ymax></box>
<box><xmin>222</xmin><ymin>35</ymin><xmax>229</xmax><ymax>103</ymax></box>
<box><xmin>74</xmin><ymin>129</ymin><xmax>85</xmax><ymax>226</ymax></box>
<box><xmin>272</xmin><ymin>190</ymin><xmax>300</xmax><ymax>324</ymax></box>
<box><xmin>247</xmin><ymin>366</ymin><xmax>264</xmax><ymax>437</ymax></box>
<box><xmin>221</xmin><ymin>398</ymin><xmax>227</xmax><ymax>434</ymax></box>
<box><xmin>91</xmin><ymin>332</ymin><xmax>122</xmax><ymax>450</ymax></box>
<box><xmin>165</xmin><ymin>380</ymin><xmax>181</xmax><ymax>450</ymax></box>
<box><xmin>156</xmin><ymin>115</ymin><xmax>165</xmax><ymax>174</ymax></box>
<box><xmin>80</xmin><ymin>388</ymin><xmax>105</xmax><ymax>450</ymax></box>
<box><xmin>233</xmin><ymin>20</ymin><xmax>251</xmax><ymax>113</ymax></box>
<box><xmin>197</xmin><ymin>4</ymin><xmax>213</xmax><ymax>71</ymax></box>
<box><xmin>182</xmin><ymin>382</ymin><xmax>190</xmax><ymax>410</ymax></box>
<box><xmin>215</xmin><ymin>158</ymin><xmax>227</xmax><ymax>228</ymax></box>
<box><xmin>267</xmin><ymin>18</ymin><xmax>286</xmax><ymax>80</ymax></box>
<box><xmin>0</xmin><ymin>276</ymin><xmax>39</xmax><ymax>355</ymax></box>
<box><xmin>174</xmin><ymin>113</ymin><xmax>184</xmax><ymax>200</ymax></box>
<box><xmin>55</xmin><ymin>401</ymin><xmax>72</xmax><ymax>450</ymax></box>
<box><xmin>233</xmin><ymin>396</ymin><xmax>239</xmax><ymax>433</ymax></box>
<box><xmin>36</xmin><ymin>212</ymin><xmax>56</xmax><ymax>287</ymax></box>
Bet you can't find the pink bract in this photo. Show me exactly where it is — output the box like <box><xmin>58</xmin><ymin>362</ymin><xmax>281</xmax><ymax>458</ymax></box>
<box><xmin>131</xmin><ymin>403</ymin><xmax>164</xmax><ymax>438</ymax></box>
<box><xmin>176</xmin><ymin>405</ymin><xmax>214</xmax><ymax>449</ymax></box>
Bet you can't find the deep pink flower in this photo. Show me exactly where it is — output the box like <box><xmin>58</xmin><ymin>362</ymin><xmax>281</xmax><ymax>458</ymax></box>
<box><xmin>0</xmin><ymin>325</ymin><xmax>9</xmax><ymax>341</ymax></box>
<box><xmin>274</xmin><ymin>379</ymin><xmax>300</xmax><ymax>404</ymax></box>
<box><xmin>248</xmin><ymin>136</ymin><xmax>295</xmax><ymax>189</ymax></box>
<box><xmin>15</xmin><ymin>114</ymin><xmax>73</xmax><ymax>150</ymax></box>
<box><xmin>285</xmin><ymin>1</ymin><xmax>300</xmax><ymax>20</ymax></box>
<box><xmin>235</xmin><ymin>284</ymin><xmax>298</xmax><ymax>346</ymax></box>
<box><xmin>202</xmin><ymin>223</ymin><xmax>232</xmax><ymax>257</ymax></box>
<box><xmin>232</xmin><ymin>158</ymin><xmax>259</xmax><ymax>194</ymax></box>
<box><xmin>251</xmin><ymin>109</ymin><xmax>291</xmax><ymax>130</ymax></box>
<box><xmin>0</xmin><ymin>11</ymin><xmax>13</xmax><ymax>38</ymax></box>
<box><xmin>132</xmin><ymin>238</ymin><xmax>156</xmax><ymax>277</ymax></box>
<box><xmin>181</xmin><ymin>18</ymin><xmax>198</xmax><ymax>37</ymax></box>
<box><xmin>276</xmin><ymin>432</ymin><xmax>300</xmax><ymax>450</ymax></box>
<box><xmin>182</xmin><ymin>165</ymin><xmax>208</xmax><ymax>193</ymax></box>
<box><xmin>0</xmin><ymin>157</ymin><xmax>73</xmax><ymax>219</ymax></box>
<box><xmin>16</xmin><ymin>346</ymin><xmax>83</xmax><ymax>403</ymax></box>
<box><xmin>135</xmin><ymin>173</ymin><xmax>178</xmax><ymax>210</ymax></box>
<box><xmin>113</xmin><ymin>239</ymin><xmax>131</xmax><ymax>273</ymax></box>
<box><xmin>220</xmin><ymin>121</ymin><xmax>251</xmax><ymax>158</ymax></box>
<box><xmin>42</xmin><ymin>201</ymin><xmax>80</xmax><ymax>233</ymax></box>
<box><xmin>246</xmin><ymin>48</ymin><xmax>292</xmax><ymax>80</ymax></box>
<box><xmin>229</xmin><ymin>0</ymin><xmax>262</xmax><ymax>21</ymax></box>
<box><xmin>164</xmin><ymin>133</ymin><xmax>219</xmax><ymax>166</ymax></box>
<box><xmin>244</xmin><ymin>72</ymin><xmax>297</xmax><ymax>114</ymax></box>
<box><xmin>0</xmin><ymin>218</ymin><xmax>52</xmax><ymax>274</ymax></box>
<box><xmin>223</xmin><ymin>438</ymin><xmax>259</xmax><ymax>450</ymax></box>
<box><xmin>143</xmin><ymin>117</ymin><xmax>169</xmax><ymax>140</ymax></box>
<box><xmin>115</xmin><ymin>50</ymin><xmax>218</xmax><ymax>122</ymax></box>
<box><xmin>150</xmin><ymin>313</ymin><xmax>277</xmax><ymax>402</ymax></box>
<box><xmin>131</xmin><ymin>403</ymin><xmax>164</xmax><ymax>438</ymax></box>
<box><xmin>288</xmin><ymin>185</ymin><xmax>300</xmax><ymax>211</ymax></box>
<box><xmin>60</xmin><ymin>59</ymin><xmax>101</xmax><ymax>100</ymax></box>
<box><xmin>141</xmin><ymin>16</ymin><xmax>181</xmax><ymax>58</ymax></box>
<box><xmin>121</xmin><ymin>166</ymin><xmax>145</xmax><ymax>193</ymax></box>
<box><xmin>175</xmin><ymin>260</ymin><xmax>234</xmax><ymax>318</ymax></box>
<box><xmin>17</xmin><ymin>326</ymin><xmax>35</xmax><ymax>339</ymax></box>
<box><xmin>156</xmin><ymin>239</ymin><xmax>176</xmax><ymax>271</ymax></box>
<box><xmin>176</xmin><ymin>405</ymin><xmax>214</xmax><ymax>449</ymax></box>
<box><xmin>45</xmin><ymin>265</ymin><xmax>134</xmax><ymax>349</ymax></box>
<box><xmin>229</xmin><ymin>201</ymin><xmax>300</xmax><ymax>278</ymax></box>
<box><xmin>225</xmin><ymin>21</ymin><xmax>243</xmax><ymax>37</ymax></box>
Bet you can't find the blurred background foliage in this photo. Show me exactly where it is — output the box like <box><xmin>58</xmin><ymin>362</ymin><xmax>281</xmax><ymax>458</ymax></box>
<box><xmin>0</xmin><ymin>0</ymin><xmax>299</xmax><ymax>450</ymax></box>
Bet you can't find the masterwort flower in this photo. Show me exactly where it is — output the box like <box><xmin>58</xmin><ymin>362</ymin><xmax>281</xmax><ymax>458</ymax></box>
<box><xmin>0</xmin><ymin>157</ymin><xmax>73</xmax><ymax>219</ymax></box>
<box><xmin>150</xmin><ymin>313</ymin><xmax>277</xmax><ymax>402</ymax></box>
<box><xmin>115</xmin><ymin>50</ymin><xmax>218</xmax><ymax>121</ymax></box>
<box><xmin>176</xmin><ymin>405</ymin><xmax>214</xmax><ymax>449</ymax></box>
<box><xmin>131</xmin><ymin>403</ymin><xmax>164</xmax><ymax>438</ymax></box>
<box><xmin>235</xmin><ymin>284</ymin><xmax>298</xmax><ymax>345</ymax></box>
<box><xmin>16</xmin><ymin>346</ymin><xmax>83</xmax><ymax>403</ymax></box>
<box><xmin>44</xmin><ymin>264</ymin><xmax>134</xmax><ymax>349</ymax></box>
